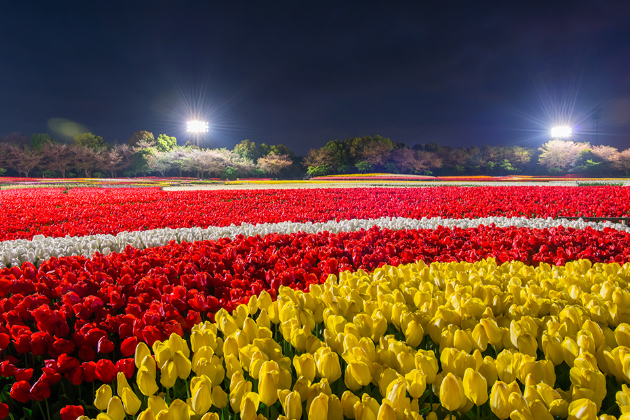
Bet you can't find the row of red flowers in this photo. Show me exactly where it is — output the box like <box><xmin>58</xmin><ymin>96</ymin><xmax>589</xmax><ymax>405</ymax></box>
<box><xmin>1</xmin><ymin>223</ymin><xmax>630</xmax><ymax>414</ymax></box>
<box><xmin>2</xmin><ymin>186</ymin><xmax>630</xmax><ymax>241</ymax></box>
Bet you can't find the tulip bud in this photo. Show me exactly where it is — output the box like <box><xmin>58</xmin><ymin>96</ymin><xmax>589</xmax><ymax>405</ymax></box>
<box><xmin>160</xmin><ymin>359</ymin><xmax>178</xmax><ymax>389</ymax></box>
<box><xmin>404</xmin><ymin>369</ymin><xmax>426</xmax><ymax>399</ymax></box>
<box><xmin>463</xmin><ymin>368</ymin><xmax>488</xmax><ymax>406</ymax></box>
<box><xmin>137</xmin><ymin>409</ymin><xmax>156</xmax><ymax>420</ymax></box>
<box><xmin>207</xmin><ymin>386</ymin><xmax>225</xmax><ymax>410</ymax></box>
<box><xmin>344</xmin><ymin>361</ymin><xmax>372</xmax><ymax>391</ymax></box>
<box><xmin>309</xmin><ymin>393</ymin><xmax>329</xmax><ymax>420</ymax></box>
<box><xmin>377</xmin><ymin>403</ymin><xmax>396</xmax><ymax>420</ymax></box>
<box><xmin>94</xmin><ymin>384</ymin><xmax>112</xmax><ymax>411</ymax></box>
<box><xmin>107</xmin><ymin>396</ymin><xmax>126</xmax><ymax>420</ymax></box>
<box><xmin>135</xmin><ymin>342</ymin><xmax>151</xmax><ymax>369</ymax></box>
<box><xmin>191</xmin><ymin>375</ymin><xmax>213</xmax><ymax>415</ymax></box>
<box><xmin>568</xmin><ymin>398</ymin><xmax>597</xmax><ymax>420</ymax></box>
<box><xmin>174</xmin><ymin>351</ymin><xmax>192</xmax><ymax>379</ymax></box>
<box><xmin>148</xmin><ymin>395</ymin><xmax>168</xmax><ymax>414</ymax></box>
<box><xmin>293</xmin><ymin>354</ymin><xmax>317</xmax><ymax>382</ymax></box>
<box><xmin>259</xmin><ymin>371</ymin><xmax>280</xmax><ymax>407</ymax></box>
<box><xmin>440</xmin><ymin>373</ymin><xmax>466</xmax><ymax>412</ymax></box>
<box><xmin>116</xmin><ymin>372</ymin><xmax>130</xmax><ymax>398</ymax></box>
<box><xmin>404</xmin><ymin>320</ymin><xmax>423</xmax><ymax>348</ymax></box>
<box><xmin>341</xmin><ymin>391</ymin><xmax>359</xmax><ymax>419</ymax></box>
<box><xmin>454</xmin><ymin>330</ymin><xmax>473</xmax><ymax>354</ymax></box>
<box><xmin>279</xmin><ymin>390</ymin><xmax>303</xmax><ymax>420</ymax></box>
<box><xmin>481</xmin><ymin>318</ymin><xmax>502</xmax><ymax>345</ymax></box>
<box><xmin>120</xmin><ymin>386</ymin><xmax>142</xmax><ymax>415</ymax></box>
<box><xmin>490</xmin><ymin>381</ymin><xmax>511</xmax><ymax>420</ymax></box>
<box><xmin>137</xmin><ymin>366</ymin><xmax>159</xmax><ymax>396</ymax></box>
<box><xmin>318</xmin><ymin>351</ymin><xmax>342</xmax><ymax>383</ymax></box>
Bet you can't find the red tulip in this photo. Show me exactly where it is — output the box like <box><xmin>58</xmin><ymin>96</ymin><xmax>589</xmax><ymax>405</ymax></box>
<box><xmin>95</xmin><ymin>359</ymin><xmax>117</xmax><ymax>383</ymax></box>
<box><xmin>60</xmin><ymin>405</ymin><xmax>84</xmax><ymax>420</ymax></box>
<box><xmin>10</xmin><ymin>381</ymin><xmax>30</xmax><ymax>403</ymax></box>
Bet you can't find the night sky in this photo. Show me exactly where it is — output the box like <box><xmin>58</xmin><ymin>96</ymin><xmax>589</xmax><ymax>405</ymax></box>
<box><xmin>1</xmin><ymin>1</ymin><xmax>630</xmax><ymax>154</ymax></box>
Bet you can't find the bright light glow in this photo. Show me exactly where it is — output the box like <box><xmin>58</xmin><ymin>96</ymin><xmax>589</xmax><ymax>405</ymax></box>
<box><xmin>550</xmin><ymin>126</ymin><xmax>572</xmax><ymax>138</ymax></box>
<box><xmin>187</xmin><ymin>120</ymin><xmax>209</xmax><ymax>133</ymax></box>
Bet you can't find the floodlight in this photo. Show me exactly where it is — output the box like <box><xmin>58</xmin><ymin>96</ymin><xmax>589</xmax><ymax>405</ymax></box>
<box><xmin>187</xmin><ymin>120</ymin><xmax>209</xmax><ymax>133</ymax></box>
<box><xmin>550</xmin><ymin>126</ymin><xmax>572</xmax><ymax>138</ymax></box>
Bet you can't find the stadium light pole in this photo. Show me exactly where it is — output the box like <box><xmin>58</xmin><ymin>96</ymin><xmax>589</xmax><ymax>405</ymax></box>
<box><xmin>187</xmin><ymin>120</ymin><xmax>209</xmax><ymax>133</ymax></box>
<box><xmin>550</xmin><ymin>125</ymin><xmax>572</xmax><ymax>139</ymax></box>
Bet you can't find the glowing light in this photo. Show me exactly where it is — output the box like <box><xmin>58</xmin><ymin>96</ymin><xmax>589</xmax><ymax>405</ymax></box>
<box><xmin>550</xmin><ymin>126</ymin><xmax>572</xmax><ymax>138</ymax></box>
<box><xmin>187</xmin><ymin>120</ymin><xmax>209</xmax><ymax>133</ymax></box>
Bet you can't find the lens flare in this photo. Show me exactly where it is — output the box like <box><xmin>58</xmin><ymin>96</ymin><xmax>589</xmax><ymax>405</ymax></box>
<box><xmin>550</xmin><ymin>126</ymin><xmax>572</xmax><ymax>138</ymax></box>
<box><xmin>186</xmin><ymin>120</ymin><xmax>209</xmax><ymax>133</ymax></box>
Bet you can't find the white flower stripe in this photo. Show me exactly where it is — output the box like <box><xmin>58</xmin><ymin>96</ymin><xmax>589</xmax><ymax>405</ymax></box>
<box><xmin>2</xmin><ymin>216</ymin><xmax>629</xmax><ymax>268</ymax></box>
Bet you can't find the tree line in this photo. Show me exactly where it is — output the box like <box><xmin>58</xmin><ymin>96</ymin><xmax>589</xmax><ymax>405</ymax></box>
<box><xmin>303</xmin><ymin>135</ymin><xmax>630</xmax><ymax>177</ymax></box>
<box><xmin>0</xmin><ymin>132</ymin><xmax>296</xmax><ymax>179</ymax></box>
<box><xmin>1</xmin><ymin>131</ymin><xmax>629</xmax><ymax>179</ymax></box>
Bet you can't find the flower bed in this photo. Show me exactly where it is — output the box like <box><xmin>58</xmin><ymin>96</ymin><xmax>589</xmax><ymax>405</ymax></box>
<box><xmin>2</xmin><ymin>186</ymin><xmax>630</xmax><ymax>241</ymax></box>
<box><xmin>2</xmin><ymin>186</ymin><xmax>630</xmax><ymax>419</ymax></box>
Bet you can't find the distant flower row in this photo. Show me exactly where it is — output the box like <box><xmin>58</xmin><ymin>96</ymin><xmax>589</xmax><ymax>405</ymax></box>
<box><xmin>2</xmin><ymin>186</ymin><xmax>630</xmax><ymax>241</ymax></box>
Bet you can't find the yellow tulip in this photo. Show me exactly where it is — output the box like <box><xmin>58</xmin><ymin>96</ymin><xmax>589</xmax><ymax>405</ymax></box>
<box><xmin>341</xmin><ymin>391</ymin><xmax>360</xmax><ymax>419</ymax></box>
<box><xmin>120</xmin><ymin>386</ymin><xmax>142</xmax><ymax>415</ymax></box>
<box><xmin>160</xmin><ymin>359</ymin><xmax>178</xmax><ymax>389</ymax></box>
<box><xmin>415</xmin><ymin>351</ymin><xmax>438</xmax><ymax>384</ymax></box>
<box><xmin>212</xmin><ymin>386</ymin><xmax>229</xmax><ymax>409</ymax></box>
<box><xmin>148</xmin><ymin>395</ymin><xmax>168</xmax><ymax>414</ymax></box>
<box><xmin>617</xmin><ymin>384</ymin><xmax>630</xmax><ymax>414</ymax></box>
<box><xmin>135</xmin><ymin>342</ymin><xmax>151</xmax><ymax>368</ymax></box>
<box><xmin>404</xmin><ymin>369</ymin><xmax>426</xmax><ymax>399</ymax></box>
<box><xmin>107</xmin><ymin>396</ymin><xmax>126</xmax><ymax>420</ymax></box>
<box><xmin>137</xmin><ymin>409</ymin><xmax>156</xmax><ymax>420</ymax></box>
<box><xmin>541</xmin><ymin>332</ymin><xmax>564</xmax><ymax>365</ymax></box>
<box><xmin>94</xmin><ymin>384</ymin><xmax>113</xmax><ymax>411</ymax></box>
<box><xmin>230</xmin><ymin>376</ymin><xmax>253</xmax><ymax>413</ymax></box>
<box><xmin>191</xmin><ymin>375</ymin><xmax>213</xmax><ymax>415</ymax></box>
<box><xmin>153</xmin><ymin>342</ymin><xmax>173</xmax><ymax>369</ymax></box>
<box><xmin>404</xmin><ymin>320</ymin><xmax>423</xmax><ymax>348</ymax></box>
<box><xmin>354</xmin><ymin>395</ymin><xmax>380</xmax><ymax>420</ymax></box>
<box><xmin>293</xmin><ymin>376</ymin><xmax>312</xmax><ymax>402</ymax></box>
<box><xmin>616</xmin><ymin>323</ymin><xmax>630</xmax><ymax>347</ymax></box>
<box><xmin>293</xmin><ymin>353</ymin><xmax>317</xmax><ymax>382</ymax></box>
<box><xmin>439</xmin><ymin>373</ymin><xmax>466</xmax><ymax>412</ymax></box>
<box><xmin>519</xmin><ymin>359</ymin><xmax>555</xmax><ymax>386</ymax></box>
<box><xmin>201</xmin><ymin>413</ymin><xmax>220</xmax><ymax>420</ymax></box>
<box><xmin>309</xmin><ymin>393</ymin><xmax>329</xmax><ymax>420</ymax></box>
<box><xmin>137</xmin><ymin>366</ymin><xmax>159</xmax><ymax>396</ymax></box>
<box><xmin>568</xmin><ymin>398</ymin><xmax>598</xmax><ymax>420</ymax></box>
<box><xmin>463</xmin><ymin>368</ymin><xmax>488</xmax><ymax>406</ymax></box>
<box><xmin>490</xmin><ymin>381</ymin><xmax>511</xmax><ymax>420</ymax></box>
<box><xmin>453</xmin><ymin>330</ymin><xmax>473</xmax><ymax>354</ymax></box>
<box><xmin>562</xmin><ymin>337</ymin><xmax>580</xmax><ymax>367</ymax></box>
<box><xmin>117</xmin><ymin>372</ymin><xmax>130</xmax><ymax>398</ymax></box>
<box><xmin>472</xmin><ymin>323</ymin><xmax>489</xmax><ymax>351</ymax></box>
<box><xmin>97</xmin><ymin>415</ymin><xmax>115</xmax><ymax>420</ymax></box>
<box><xmin>223</xmin><ymin>336</ymin><xmax>240</xmax><ymax>357</ymax></box>
<box><xmin>279</xmin><ymin>390</ymin><xmax>302</xmax><ymax>420</ymax></box>
<box><xmin>259</xmin><ymin>370</ymin><xmax>280</xmax><ymax>407</ymax></box>
<box><xmin>529</xmin><ymin>400</ymin><xmax>554</xmax><ymax>420</ymax></box>
<box><xmin>327</xmin><ymin>395</ymin><xmax>343</xmax><ymax>420</ymax></box>
<box><xmin>174</xmin><ymin>350</ymin><xmax>192</xmax><ymax>379</ymax></box>
<box><xmin>140</xmin><ymin>354</ymin><xmax>157</xmax><ymax>378</ymax></box>
<box><xmin>169</xmin><ymin>399</ymin><xmax>191</xmax><ymax>420</ymax></box>
<box><xmin>318</xmin><ymin>351</ymin><xmax>342</xmax><ymax>383</ymax></box>
<box><xmin>344</xmin><ymin>361</ymin><xmax>372</xmax><ymax>391</ymax></box>
<box><xmin>481</xmin><ymin>318</ymin><xmax>503</xmax><ymax>345</ymax></box>
<box><xmin>377</xmin><ymin>403</ymin><xmax>396</xmax><ymax>420</ymax></box>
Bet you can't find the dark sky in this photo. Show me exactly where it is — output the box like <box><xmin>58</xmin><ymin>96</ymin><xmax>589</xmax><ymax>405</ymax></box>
<box><xmin>1</xmin><ymin>1</ymin><xmax>630</xmax><ymax>155</ymax></box>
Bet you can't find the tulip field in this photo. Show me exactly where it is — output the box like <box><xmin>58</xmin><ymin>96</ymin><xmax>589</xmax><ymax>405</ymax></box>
<box><xmin>3</xmin><ymin>185</ymin><xmax>630</xmax><ymax>420</ymax></box>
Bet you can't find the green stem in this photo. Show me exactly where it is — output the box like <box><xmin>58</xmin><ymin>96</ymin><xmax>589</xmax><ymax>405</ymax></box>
<box><xmin>477</xmin><ymin>404</ymin><xmax>480</xmax><ymax>419</ymax></box>
<box><xmin>45</xmin><ymin>397</ymin><xmax>51</xmax><ymax>420</ymax></box>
